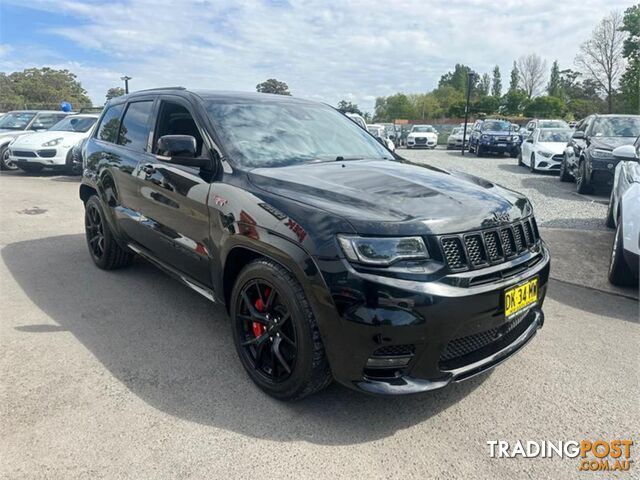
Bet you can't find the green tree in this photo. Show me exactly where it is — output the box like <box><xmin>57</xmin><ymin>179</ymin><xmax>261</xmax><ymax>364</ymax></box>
<box><xmin>336</xmin><ymin>100</ymin><xmax>362</xmax><ymax>115</ymax></box>
<box><xmin>256</xmin><ymin>78</ymin><xmax>291</xmax><ymax>95</ymax></box>
<box><xmin>374</xmin><ymin>94</ymin><xmax>415</xmax><ymax>121</ymax></box>
<box><xmin>618</xmin><ymin>5</ymin><xmax>640</xmax><ymax>113</ymax></box>
<box><xmin>473</xmin><ymin>96</ymin><xmax>500</xmax><ymax>115</ymax></box>
<box><xmin>478</xmin><ymin>73</ymin><xmax>491</xmax><ymax>96</ymax></box>
<box><xmin>105</xmin><ymin>87</ymin><xmax>125</xmax><ymax>101</ymax></box>
<box><xmin>438</xmin><ymin>64</ymin><xmax>477</xmax><ymax>94</ymax></box>
<box><xmin>548</xmin><ymin>60</ymin><xmax>562</xmax><ymax>97</ymax></box>
<box><xmin>523</xmin><ymin>96</ymin><xmax>565</xmax><ymax>118</ymax></box>
<box><xmin>509</xmin><ymin>61</ymin><xmax>519</xmax><ymax>92</ymax></box>
<box><xmin>0</xmin><ymin>67</ymin><xmax>91</xmax><ymax>110</ymax></box>
<box><xmin>408</xmin><ymin>93</ymin><xmax>443</xmax><ymax>119</ymax></box>
<box><xmin>491</xmin><ymin>65</ymin><xmax>502</xmax><ymax>97</ymax></box>
<box><xmin>432</xmin><ymin>86</ymin><xmax>465</xmax><ymax>116</ymax></box>
<box><xmin>501</xmin><ymin>89</ymin><xmax>529</xmax><ymax>116</ymax></box>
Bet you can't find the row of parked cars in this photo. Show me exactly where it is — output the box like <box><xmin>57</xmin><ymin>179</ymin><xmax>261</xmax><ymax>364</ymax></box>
<box><xmin>0</xmin><ymin>110</ymin><xmax>100</xmax><ymax>173</ymax></box>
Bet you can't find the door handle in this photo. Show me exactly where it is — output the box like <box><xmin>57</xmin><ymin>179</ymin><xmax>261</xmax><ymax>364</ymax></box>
<box><xmin>141</xmin><ymin>163</ymin><xmax>156</xmax><ymax>175</ymax></box>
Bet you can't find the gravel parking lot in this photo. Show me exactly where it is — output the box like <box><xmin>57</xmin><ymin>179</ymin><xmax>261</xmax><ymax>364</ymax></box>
<box><xmin>1</xmin><ymin>151</ymin><xmax>638</xmax><ymax>479</ymax></box>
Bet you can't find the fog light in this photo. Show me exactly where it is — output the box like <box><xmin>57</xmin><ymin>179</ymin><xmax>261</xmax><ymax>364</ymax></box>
<box><xmin>366</xmin><ymin>356</ymin><xmax>411</xmax><ymax>368</ymax></box>
<box><xmin>607</xmin><ymin>163</ymin><xmax>613</xmax><ymax>169</ymax></box>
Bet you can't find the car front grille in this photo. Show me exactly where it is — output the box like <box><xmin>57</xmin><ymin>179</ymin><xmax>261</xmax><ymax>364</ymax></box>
<box><xmin>37</xmin><ymin>149</ymin><xmax>57</xmax><ymax>158</ymax></box>
<box><xmin>11</xmin><ymin>150</ymin><xmax>36</xmax><ymax>158</ymax></box>
<box><xmin>439</xmin><ymin>309</ymin><xmax>531</xmax><ymax>366</ymax></box>
<box><xmin>415</xmin><ymin>137</ymin><xmax>427</xmax><ymax>144</ymax></box>
<box><xmin>373</xmin><ymin>344</ymin><xmax>416</xmax><ymax>357</ymax></box>
<box><xmin>439</xmin><ymin>217</ymin><xmax>540</xmax><ymax>272</ymax></box>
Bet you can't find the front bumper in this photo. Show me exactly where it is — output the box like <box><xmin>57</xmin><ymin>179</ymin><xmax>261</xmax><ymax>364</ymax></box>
<box><xmin>407</xmin><ymin>137</ymin><xmax>437</xmax><ymax>148</ymax></box>
<box><xmin>314</xmin><ymin>245</ymin><xmax>551</xmax><ymax>395</ymax></box>
<box><xmin>9</xmin><ymin>147</ymin><xmax>69</xmax><ymax>167</ymax></box>
<box><xmin>589</xmin><ymin>158</ymin><xmax>617</xmax><ymax>187</ymax></box>
<box><xmin>534</xmin><ymin>153</ymin><xmax>563</xmax><ymax>171</ymax></box>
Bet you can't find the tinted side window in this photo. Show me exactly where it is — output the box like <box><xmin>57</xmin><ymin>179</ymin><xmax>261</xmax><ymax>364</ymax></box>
<box><xmin>154</xmin><ymin>101</ymin><xmax>204</xmax><ymax>156</ymax></box>
<box><xmin>118</xmin><ymin>101</ymin><xmax>153</xmax><ymax>152</ymax></box>
<box><xmin>96</xmin><ymin>104</ymin><xmax>125</xmax><ymax>143</ymax></box>
<box><xmin>34</xmin><ymin>113</ymin><xmax>67</xmax><ymax>130</ymax></box>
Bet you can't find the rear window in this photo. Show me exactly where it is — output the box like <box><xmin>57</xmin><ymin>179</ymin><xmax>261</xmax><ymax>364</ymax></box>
<box><xmin>96</xmin><ymin>104</ymin><xmax>125</xmax><ymax>143</ymax></box>
<box><xmin>118</xmin><ymin>101</ymin><xmax>153</xmax><ymax>151</ymax></box>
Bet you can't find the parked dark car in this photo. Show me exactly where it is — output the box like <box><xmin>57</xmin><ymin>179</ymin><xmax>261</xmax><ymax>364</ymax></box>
<box><xmin>468</xmin><ymin>119</ymin><xmax>520</xmax><ymax>158</ymax></box>
<box><xmin>560</xmin><ymin>114</ymin><xmax>640</xmax><ymax>193</ymax></box>
<box><xmin>80</xmin><ymin>88</ymin><xmax>550</xmax><ymax>400</ymax></box>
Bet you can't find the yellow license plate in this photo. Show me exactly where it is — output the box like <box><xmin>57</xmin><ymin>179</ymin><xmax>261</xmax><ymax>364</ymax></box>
<box><xmin>504</xmin><ymin>277</ymin><xmax>538</xmax><ymax>318</ymax></box>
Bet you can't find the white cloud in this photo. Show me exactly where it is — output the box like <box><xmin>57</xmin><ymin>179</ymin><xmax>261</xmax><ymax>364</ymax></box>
<box><xmin>0</xmin><ymin>0</ymin><xmax>630</xmax><ymax>111</ymax></box>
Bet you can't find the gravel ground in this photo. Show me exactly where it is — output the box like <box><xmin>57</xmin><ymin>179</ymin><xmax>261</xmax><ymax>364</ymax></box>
<box><xmin>0</xmin><ymin>169</ymin><xmax>638</xmax><ymax>480</ymax></box>
<box><xmin>401</xmin><ymin>147</ymin><xmax>609</xmax><ymax>231</ymax></box>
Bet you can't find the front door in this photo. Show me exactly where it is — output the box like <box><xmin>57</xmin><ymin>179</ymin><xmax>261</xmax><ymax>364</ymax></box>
<box><xmin>132</xmin><ymin>97</ymin><xmax>213</xmax><ymax>287</ymax></box>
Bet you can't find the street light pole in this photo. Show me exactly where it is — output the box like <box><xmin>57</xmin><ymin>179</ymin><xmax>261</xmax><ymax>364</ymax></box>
<box><xmin>461</xmin><ymin>72</ymin><xmax>475</xmax><ymax>156</ymax></box>
<box><xmin>120</xmin><ymin>75</ymin><xmax>132</xmax><ymax>94</ymax></box>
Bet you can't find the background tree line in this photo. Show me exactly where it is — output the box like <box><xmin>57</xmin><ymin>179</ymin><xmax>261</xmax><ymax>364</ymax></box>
<box><xmin>370</xmin><ymin>7</ymin><xmax>638</xmax><ymax>122</ymax></box>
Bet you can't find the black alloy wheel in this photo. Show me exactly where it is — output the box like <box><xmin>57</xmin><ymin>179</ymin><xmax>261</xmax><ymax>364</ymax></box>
<box><xmin>236</xmin><ymin>279</ymin><xmax>298</xmax><ymax>383</ymax></box>
<box><xmin>85</xmin><ymin>202</ymin><xmax>105</xmax><ymax>261</ymax></box>
<box><xmin>530</xmin><ymin>153</ymin><xmax>537</xmax><ymax>173</ymax></box>
<box><xmin>231</xmin><ymin>259</ymin><xmax>331</xmax><ymax>400</ymax></box>
<box><xmin>559</xmin><ymin>155</ymin><xmax>572</xmax><ymax>182</ymax></box>
<box><xmin>576</xmin><ymin>160</ymin><xmax>593</xmax><ymax>194</ymax></box>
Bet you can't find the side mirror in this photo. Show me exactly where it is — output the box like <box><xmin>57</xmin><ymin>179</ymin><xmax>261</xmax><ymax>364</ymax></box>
<box><xmin>156</xmin><ymin>135</ymin><xmax>211</xmax><ymax>168</ymax></box>
<box><xmin>612</xmin><ymin>145</ymin><xmax>638</xmax><ymax>161</ymax></box>
<box><xmin>572</xmin><ymin>131</ymin><xmax>585</xmax><ymax>139</ymax></box>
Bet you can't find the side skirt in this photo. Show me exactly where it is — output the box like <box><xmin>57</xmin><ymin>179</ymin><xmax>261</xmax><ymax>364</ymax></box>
<box><xmin>127</xmin><ymin>242</ymin><xmax>216</xmax><ymax>303</ymax></box>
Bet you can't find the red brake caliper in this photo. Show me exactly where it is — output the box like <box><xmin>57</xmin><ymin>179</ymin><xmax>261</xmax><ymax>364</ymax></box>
<box><xmin>252</xmin><ymin>288</ymin><xmax>270</xmax><ymax>338</ymax></box>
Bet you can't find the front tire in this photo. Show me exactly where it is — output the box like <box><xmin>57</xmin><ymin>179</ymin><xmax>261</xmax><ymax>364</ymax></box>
<box><xmin>0</xmin><ymin>145</ymin><xmax>18</xmax><ymax>171</ymax></box>
<box><xmin>231</xmin><ymin>258</ymin><xmax>332</xmax><ymax>400</ymax></box>
<box><xmin>608</xmin><ymin>220</ymin><xmax>637</xmax><ymax>287</ymax></box>
<box><xmin>84</xmin><ymin>195</ymin><xmax>133</xmax><ymax>270</ymax></box>
<box><xmin>576</xmin><ymin>160</ymin><xmax>593</xmax><ymax>194</ymax></box>
<box><xmin>605</xmin><ymin>194</ymin><xmax>616</xmax><ymax>228</ymax></box>
<box><xmin>476</xmin><ymin>145</ymin><xmax>483</xmax><ymax>157</ymax></box>
<box><xmin>530</xmin><ymin>154</ymin><xmax>537</xmax><ymax>173</ymax></box>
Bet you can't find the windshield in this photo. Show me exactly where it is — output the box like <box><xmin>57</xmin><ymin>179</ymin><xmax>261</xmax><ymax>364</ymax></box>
<box><xmin>412</xmin><ymin>126</ymin><xmax>434</xmax><ymax>133</ymax></box>
<box><xmin>0</xmin><ymin>112</ymin><xmax>35</xmax><ymax>130</ymax></box>
<box><xmin>451</xmin><ymin>128</ymin><xmax>463</xmax><ymax>135</ymax></box>
<box><xmin>49</xmin><ymin>116</ymin><xmax>97</xmax><ymax>133</ymax></box>
<box><xmin>482</xmin><ymin>120</ymin><xmax>511</xmax><ymax>132</ymax></box>
<box><xmin>539</xmin><ymin>120</ymin><xmax>569</xmax><ymax>129</ymax></box>
<box><xmin>591</xmin><ymin>117</ymin><xmax>640</xmax><ymax>138</ymax></box>
<box><xmin>205</xmin><ymin>101</ymin><xmax>391</xmax><ymax>167</ymax></box>
<box><xmin>538</xmin><ymin>129</ymin><xmax>572</xmax><ymax>143</ymax></box>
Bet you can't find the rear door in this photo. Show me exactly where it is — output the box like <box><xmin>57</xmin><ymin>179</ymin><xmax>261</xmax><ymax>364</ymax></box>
<box><xmin>130</xmin><ymin>96</ymin><xmax>213</xmax><ymax>286</ymax></box>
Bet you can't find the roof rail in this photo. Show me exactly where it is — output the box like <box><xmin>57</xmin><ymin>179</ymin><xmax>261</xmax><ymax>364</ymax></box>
<box><xmin>134</xmin><ymin>86</ymin><xmax>186</xmax><ymax>92</ymax></box>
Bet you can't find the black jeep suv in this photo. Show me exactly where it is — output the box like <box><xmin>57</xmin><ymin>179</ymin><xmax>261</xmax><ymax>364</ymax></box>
<box><xmin>561</xmin><ymin>114</ymin><xmax>640</xmax><ymax>193</ymax></box>
<box><xmin>80</xmin><ymin>88</ymin><xmax>550</xmax><ymax>400</ymax></box>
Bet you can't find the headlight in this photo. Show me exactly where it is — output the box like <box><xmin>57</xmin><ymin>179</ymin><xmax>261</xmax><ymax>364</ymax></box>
<box><xmin>537</xmin><ymin>150</ymin><xmax>553</xmax><ymax>158</ymax></box>
<box><xmin>42</xmin><ymin>137</ymin><xmax>63</xmax><ymax>147</ymax></box>
<box><xmin>591</xmin><ymin>149</ymin><xmax>613</xmax><ymax>159</ymax></box>
<box><xmin>337</xmin><ymin>235</ymin><xmax>429</xmax><ymax>266</ymax></box>
<box><xmin>481</xmin><ymin>134</ymin><xmax>490</xmax><ymax>141</ymax></box>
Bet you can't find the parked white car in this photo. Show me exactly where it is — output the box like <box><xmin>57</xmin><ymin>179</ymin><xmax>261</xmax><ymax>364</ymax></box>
<box><xmin>367</xmin><ymin>124</ymin><xmax>395</xmax><ymax>151</ymax></box>
<box><xmin>446</xmin><ymin>127</ymin><xmax>469</xmax><ymax>149</ymax></box>
<box><xmin>0</xmin><ymin>110</ymin><xmax>71</xmax><ymax>170</ymax></box>
<box><xmin>519</xmin><ymin>128</ymin><xmax>573</xmax><ymax>173</ymax></box>
<box><xmin>605</xmin><ymin>140</ymin><xmax>640</xmax><ymax>287</ymax></box>
<box><xmin>407</xmin><ymin>125</ymin><xmax>438</xmax><ymax>149</ymax></box>
<box><xmin>8</xmin><ymin>113</ymin><xmax>99</xmax><ymax>173</ymax></box>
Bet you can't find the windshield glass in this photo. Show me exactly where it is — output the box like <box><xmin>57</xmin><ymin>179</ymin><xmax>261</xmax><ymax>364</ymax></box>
<box><xmin>0</xmin><ymin>112</ymin><xmax>35</xmax><ymax>130</ymax></box>
<box><xmin>482</xmin><ymin>120</ymin><xmax>511</xmax><ymax>132</ymax></box>
<box><xmin>451</xmin><ymin>128</ymin><xmax>463</xmax><ymax>135</ymax></box>
<box><xmin>412</xmin><ymin>126</ymin><xmax>434</xmax><ymax>133</ymax></box>
<box><xmin>591</xmin><ymin>117</ymin><xmax>640</xmax><ymax>137</ymax></box>
<box><xmin>539</xmin><ymin>120</ymin><xmax>569</xmax><ymax>129</ymax></box>
<box><xmin>49</xmin><ymin>116</ymin><xmax>97</xmax><ymax>133</ymax></box>
<box><xmin>205</xmin><ymin>101</ymin><xmax>391</xmax><ymax>167</ymax></box>
<box><xmin>538</xmin><ymin>129</ymin><xmax>572</xmax><ymax>143</ymax></box>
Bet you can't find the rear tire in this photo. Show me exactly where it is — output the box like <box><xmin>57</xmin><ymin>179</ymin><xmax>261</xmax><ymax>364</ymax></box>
<box><xmin>559</xmin><ymin>155</ymin><xmax>572</xmax><ymax>182</ymax></box>
<box><xmin>0</xmin><ymin>145</ymin><xmax>18</xmax><ymax>171</ymax></box>
<box><xmin>231</xmin><ymin>258</ymin><xmax>332</xmax><ymax>400</ymax></box>
<box><xmin>608</xmin><ymin>220</ymin><xmax>637</xmax><ymax>287</ymax></box>
<box><xmin>84</xmin><ymin>195</ymin><xmax>133</xmax><ymax>270</ymax></box>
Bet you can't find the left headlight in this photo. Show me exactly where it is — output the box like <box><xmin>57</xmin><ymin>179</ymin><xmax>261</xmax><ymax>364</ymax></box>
<box><xmin>591</xmin><ymin>148</ymin><xmax>613</xmax><ymax>159</ymax></box>
<box><xmin>42</xmin><ymin>137</ymin><xmax>64</xmax><ymax>147</ymax></box>
<box><xmin>338</xmin><ymin>235</ymin><xmax>429</xmax><ymax>266</ymax></box>
<box><xmin>537</xmin><ymin>150</ymin><xmax>553</xmax><ymax>158</ymax></box>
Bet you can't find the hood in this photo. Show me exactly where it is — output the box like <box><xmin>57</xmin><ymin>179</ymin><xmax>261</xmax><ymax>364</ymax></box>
<box><xmin>409</xmin><ymin>132</ymin><xmax>437</xmax><ymax>138</ymax></box>
<box><xmin>481</xmin><ymin>130</ymin><xmax>511</xmax><ymax>136</ymax></box>
<box><xmin>10</xmin><ymin>130</ymin><xmax>87</xmax><ymax>148</ymax></box>
<box><xmin>537</xmin><ymin>142</ymin><xmax>567</xmax><ymax>155</ymax></box>
<box><xmin>248</xmin><ymin>159</ymin><xmax>531</xmax><ymax>235</ymax></box>
<box><xmin>0</xmin><ymin>130</ymin><xmax>34</xmax><ymax>144</ymax></box>
<box><xmin>590</xmin><ymin>136</ymin><xmax>636</xmax><ymax>151</ymax></box>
